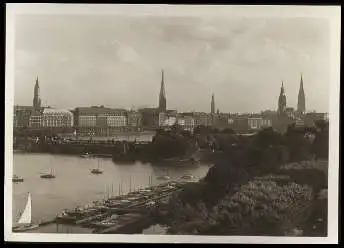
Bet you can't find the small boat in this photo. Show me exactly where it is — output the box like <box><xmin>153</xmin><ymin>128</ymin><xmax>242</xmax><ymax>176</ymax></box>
<box><xmin>40</xmin><ymin>168</ymin><xmax>56</xmax><ymax>179</ymax></box>
<box><xmin>181</xmin><ymin>174</ymin><xmax>194</xmax><ymax>180</ymax></box>
<box><xmin>80</xmin><ymin>152</ymin><xmax>91</xmax><ymax>158</ymax></box>
<box><xmin>156</xmin><ymin>168</ymin><xmax>170</xmax><ymax>180</ymax></box>
<box><xmin>12</xmin><ymin>175</ymin><xmax>24</xmax><ymax>183</ymax></box>
<box><xmin>156</xmin><ymin>175</ymin><xmax>170</xmax><ymax>180</ymax></box>
<box><xmin>91</xmin><ymin>160</ymin><xmax>103</xmax><ymax>175</ymax></box>
<box><xmin>12</xmin><ymin>192</ymin><xmax>39</xmax><ymax>232</ymax></box>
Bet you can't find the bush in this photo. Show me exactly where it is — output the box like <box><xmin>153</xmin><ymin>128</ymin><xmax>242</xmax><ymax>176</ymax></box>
<box><xmin>206</xmin><ymin>179</ymin><xmax>313</xmax><ymax>235</ymax></box>
<box><xmin>280</xmin><ymin>161</ymin><xmax>328</xmax><ymax>191</ymax></box>
<box><xmin>148</xmin><ymin>131</ymin><xmax>196</xmax><ymax>159</ymax></box>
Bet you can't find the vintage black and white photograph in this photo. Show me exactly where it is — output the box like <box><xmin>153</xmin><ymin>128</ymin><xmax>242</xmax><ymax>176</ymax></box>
<box><xmin>5</xmin><ymin>4</ymin><xmax>340</xmax><ymax>244</ymax></box>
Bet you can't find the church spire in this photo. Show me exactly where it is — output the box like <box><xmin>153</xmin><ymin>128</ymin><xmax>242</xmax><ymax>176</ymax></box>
<box><xmin>280</xmin><ymin>80</ymin><xmax>285</xmax><ymax>94</ymax></box>
<box><xmin>33</xmin><ymin>76</ymin><xmax>41</xmax><ymax>111</ymax></box>
<box><xmin>160</xmin><ymin>69</ymin><xmax>165</xmax><ymax>98</ymax></box>
<box><xmin>158</xmin><ymin>69</ymin><xmax>166</xmax><ymax>112</ymax></box>
<box><xmin>211</xmin><ymin>93</ymin><xmax>215</xmax><ymax>114</ymax></box>
<box><xmin>278</xmin><ymin>80</ymin><xmax>287</xmax><ymax>116</ymax></box>
<box><xmin>297</xmin><ymin>73</ymin><xmax>306</xmax><ymax>114</ymax></box>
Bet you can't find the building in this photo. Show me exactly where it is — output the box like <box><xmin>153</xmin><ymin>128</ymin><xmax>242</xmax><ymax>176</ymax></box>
<box><xmin>106</xmin><ymin>116</ymin><xmax>127</xmax><ymax>127</ymax></box>
<box><xmin>229</xmin><ymin>114</ymin><xmax>272</xmax><ymax>132</ymax></box>
<box><xmin>159</xmin><ymin>112</ymin><xmax>177</xmax><ymax>128</ymax></box>
<box><xmin>247</xmin><ymin>117</ymin><xmax>272</xmax><ymax>130</ymax></box>
<box><xmin>297</xmin><ymin>74</ymin><xmax>306</xmax><ymax>114</ymax></box>
<box><xmin>213</xmin><ymin>113</ymin><xmax>230</xmax><ymax>129</ymax></box>
<box><xmin>29</xmin><ymin>114</ymin><xmax>43</xmax><ymax>128</ymax></box>
<box><xmin>304</xmin><ymin>112</ymin><xmax>329</xmax><ymax>126</ymax></box>
<box><xmin>74</xmin><ymin>106</ymin><xmax>128</xmax><ymax>136</ymax></box>
<box><xmin>295</xmin><ymin>118</ymin><xmax>305</xmax><ymax>127</ymax></box>
<box><xmin>138</xmin><ymin>108</ymin><xmax>159</xmax><ymax>130</ymax></box>
<box><xmin>127</xmin><ymin>111</ymin><xmax>142</xmax><ymax>131</ymax></box>
<box><xmin>158</xmin><ymin>70</ymin><xmax>167</xmax><ymax>112</ymax></box>
<box><xmin>193</xmin><ymin>112</ymin><xmax>212</xmax><ymax>126</ymax></box>
<box><xmin>13</xmin><ymin>106</ymin><xmax>33</xmax><ymax>128</ymax></box>
<box><xmin>42</xmin><ymin>108</ymin><xmax>74</xmax><ymax>128</ymax></box>
<box><xmin>285</xmin><ymin>107</ymin><xmax>296</xmax><ymax>119</ymax></box>
<box><xmin>181</xmin><ymin>115</ymin><xmax>195</xmax><ymax>132</ymax></box>
<box><xmin>277</xmin><ymin>81</ymin><xmax>287</xmax><ymax>116</ymax></box>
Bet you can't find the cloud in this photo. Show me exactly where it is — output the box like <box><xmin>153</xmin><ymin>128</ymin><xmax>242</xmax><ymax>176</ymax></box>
<box><xmin>13</xmin><ymin>15</ymin><xmax>330</xmax><ymax>113</ymax></box>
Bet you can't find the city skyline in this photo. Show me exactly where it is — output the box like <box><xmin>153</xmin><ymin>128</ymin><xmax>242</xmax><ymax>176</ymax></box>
<box><xmin>14</xmin><ymin>15</ymin><xmax>330</xmax><ymax>113</ymax></box>
<box><xmin>18</xmin><ymin>72</ymin><xmax>323</xmax><ymax>115</ymax></box>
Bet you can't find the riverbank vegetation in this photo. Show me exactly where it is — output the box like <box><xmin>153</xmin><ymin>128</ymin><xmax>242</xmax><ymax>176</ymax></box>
<box><xmin>156</xmin><ymin>120</ymin><xmax>329</xmax><ymax>236</ymax></box>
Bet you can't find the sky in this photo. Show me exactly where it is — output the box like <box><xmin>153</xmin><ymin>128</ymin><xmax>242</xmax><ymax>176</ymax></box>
<box><xmin>14</xmin><ymin>13</ymin><xmax>330</xmax><ymax>113</ymax></box>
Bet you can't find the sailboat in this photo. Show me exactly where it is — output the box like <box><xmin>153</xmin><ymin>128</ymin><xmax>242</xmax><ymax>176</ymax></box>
<box><xmin>156</xmin><ymin>169</ymin><xmax>170</xmax><ymax>180</ymax></box>
<box><xmin>40</xmin><ymin>167</ymin><xmax>56</xmax><ymax>179</ymax></box>
<box><xmin>12</xmin><ymin>192</ymin><xmax>39</xmax><ymax>232</ymax></box>
<box><xmin>91</xmin><ymin>159</ymin><xmax>103</xmax><ymax>174</ymax></box>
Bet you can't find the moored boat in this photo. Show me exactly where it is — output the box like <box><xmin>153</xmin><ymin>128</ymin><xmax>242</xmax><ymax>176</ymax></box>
<box><xmin>40</xmin><ymin>168</ymin><xmax>56</xmax><ymax>179</ymax></box>
<box><xmin>80</xmin><ymin>152</ymin><xmax>91</xmax><ymax>158</ymax></box>
<box><xmin>156</xmin><ymin>175</ymin><xmax>170</xmax><ymax>180</ymax></box>
<box><xmin>91</xmin><ymin>160</ymin><xmax>104</xmax><ymax>174</ymax></box>
<box><xmin>12</xmin><ymin>175</ymin><xmax>24</xmax><ymax>183</ymax></box>
<box><xmin>181</xmin><ymin>174</ymin><xmax>194</xmax><ymax>180</ymax></box>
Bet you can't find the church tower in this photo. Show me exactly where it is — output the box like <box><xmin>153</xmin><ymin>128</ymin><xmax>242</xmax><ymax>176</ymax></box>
<box><xmin>297</xmin><ymin>74</ymin><xmax>306</xmax><ymax>114</ymax></box>
<box><xmin>158</xmin><ymin>70</ymin><xmax>166</xmax><ymax>112</ymax></box>
<box><xmin>277</xmin><ymin>81</ymin><xmax>287</xmax><ymax>116</ymax></box>
<box><xmin>211</xmin><ymin>94</ymin><xmax>215</xmax><ymax>114</ymax></box>
<box><xmin>33</xmin><ymin>76</ymin><xmax>41</xmax><ymax>111</ymax></box>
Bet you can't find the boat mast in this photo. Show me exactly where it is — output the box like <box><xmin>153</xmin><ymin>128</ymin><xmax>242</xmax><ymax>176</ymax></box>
<box><xmin>129</xmin><ymin>176</ymin><xmax>132</xmax><ymax>192</ymax></box>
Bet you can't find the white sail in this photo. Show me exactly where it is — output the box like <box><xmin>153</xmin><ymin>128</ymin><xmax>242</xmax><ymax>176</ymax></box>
<box><xmin>18</xmin><ymin>193</ymin><xmax>32</xmax><ymax>224</ymax></box>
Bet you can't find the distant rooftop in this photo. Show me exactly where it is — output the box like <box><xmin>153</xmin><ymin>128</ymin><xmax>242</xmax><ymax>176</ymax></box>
<box><xmin>14</xmin><ymin>105</ymin><xmax>33</xmax><ymax>110</ymax></box>
<box><xmin>43</xmin><ymin>108</ymin><xmax>73</xmax><ymax>114</ymax></box>
<box><xmin>75</xmin><ymin>106</ymin><xmax>127</xmax><ymax>115</ymax></box>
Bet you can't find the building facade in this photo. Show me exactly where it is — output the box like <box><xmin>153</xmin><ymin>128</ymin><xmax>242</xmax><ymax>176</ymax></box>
<box><xmin>193</xmin><ymin>112</ymin><xmax>212</xmax><ymax>126</ymax></box>
<box><xmin>127</xmin><ymin>111</ymin><xmax>142</xmax><ymax>131</ymax></box>
<box><xmin>247</xmin><ymin>117</ymin><xmax>272</xmax><ymax>130</ymax></box>
<box><xmin>13</xmin><ymin>106</ymin><xmax>33</xmax><ymax>128</ymax></box>
<box><xmin>74</xmin><ymin>107</ymin><xmax>128</xmax><ymax>136</ymax></box>
<box><xmin>42</xmin><ymin>108</ymin><xmax>74</xmax><ymax>128</ymax></box>
<box><xmin>139</xmin><ymin>108</ymin><xmax>159</xmax><ymax>130</ymax></box>
<box><xmin>29</xmin><ymin>114</ymin><xmax>43</xmax><ymax>128</ymax></box>
<box><xmin>159</xmin><ymin>112</ymin><xmax>177</xmax><ymax>128</ymax></box>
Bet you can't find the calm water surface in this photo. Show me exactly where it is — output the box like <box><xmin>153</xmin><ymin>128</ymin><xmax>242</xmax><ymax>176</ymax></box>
<box><xmin>12</xmin><ymin>153</ymin><xmax>210</xmax><ymax>233</ymax></box>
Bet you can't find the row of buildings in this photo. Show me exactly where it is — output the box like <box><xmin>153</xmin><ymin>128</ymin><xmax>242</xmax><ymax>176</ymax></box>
<box><xmin>13</xmin><ymin>72</ymin><xmax>328</xmax><ymax>137</ymax></box>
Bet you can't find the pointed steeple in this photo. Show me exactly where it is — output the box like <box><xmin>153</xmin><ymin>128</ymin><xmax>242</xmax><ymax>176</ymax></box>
<box><xmin>278</xmin><ymin>80</ymin><xmax>287</xmax><ymax>116</ymax></box>
<box><xmin>158</xmin><ymin>69</ymin><xmax>166</xmax><ymax>112</ymax></box>
<box><xmin>280</xmin><ymin>80</ymin><xmax>285</xmax><ymax>94</ymax></box>
<box><xmin>33</xmin><ymin>76</ymin><xmax>41</xmax><ymax>111</ymax></box>
<box><xmin>297</xmin><ymin>73</ymin><xmax>306</xmax><ymax>114</ymax></box>
<box><xmin>160</xmin><ymin>69</ymin><xmax>166</xmax><ymax>98</ymax></box>
<box><xmin>211</xmin><ymin>93</ymin><xmax>215</xmax><ymax>114</ymax></box>
<box><xmin>300</xmin><ymin>74</ymin><xmax>304</xmax><ymax>91</ymax></box>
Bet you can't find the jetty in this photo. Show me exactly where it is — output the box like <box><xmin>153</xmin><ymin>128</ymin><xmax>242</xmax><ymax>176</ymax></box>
<box><xmin>52</xmin><ymin>181</ymin><xmax>187</xmax><ymax>234</ymax></box>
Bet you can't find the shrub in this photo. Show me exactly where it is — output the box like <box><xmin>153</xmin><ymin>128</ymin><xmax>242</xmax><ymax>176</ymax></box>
<box><xmin>206</xmin><ymin>179</ymin><xmax>313</xmax><ymax>235</ymax></box>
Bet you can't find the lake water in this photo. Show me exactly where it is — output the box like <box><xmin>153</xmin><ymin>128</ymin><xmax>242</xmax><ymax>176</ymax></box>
<box><xmin>11</xmin><ymin>153</ymin><xmax>210</xmax><ymax>233</ymax></box>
